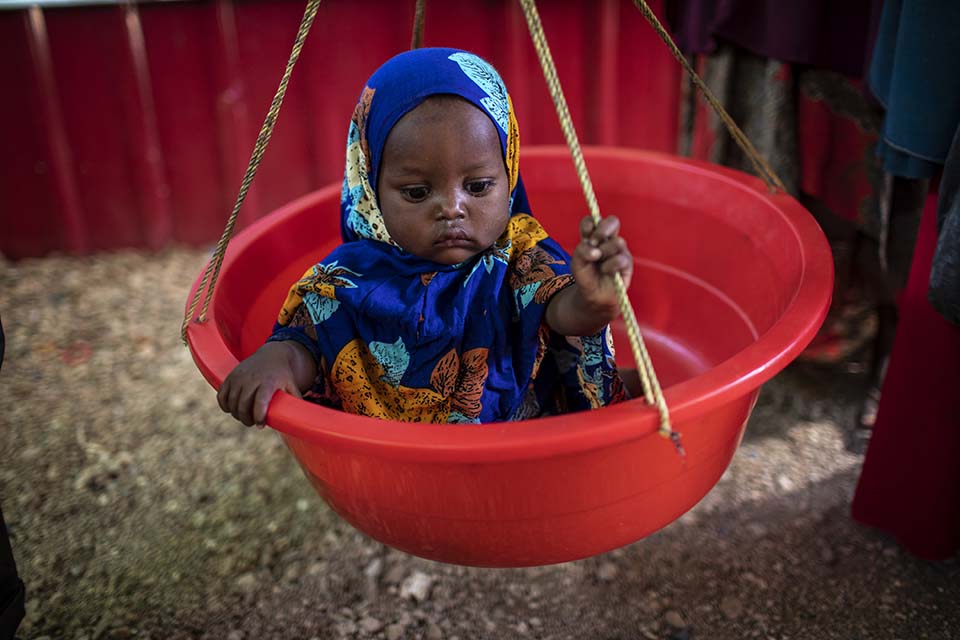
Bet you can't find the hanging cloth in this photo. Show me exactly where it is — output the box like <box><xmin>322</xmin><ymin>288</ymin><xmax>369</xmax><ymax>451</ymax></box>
<box><xmin>869</xmin><ymin>0</ymin><xmax>960</xmax><ymax>178</ymax></box>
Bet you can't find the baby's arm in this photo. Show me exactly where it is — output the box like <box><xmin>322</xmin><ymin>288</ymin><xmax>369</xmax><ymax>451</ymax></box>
<box><xmin>545</xmin><ymin>215</ymin><xmax>633</xmax><ymax>336</ymax></box>
<box><xmin>217</xmin><ymin>340</ymin><xmax>318</xmax><ymax>427</ymax></box>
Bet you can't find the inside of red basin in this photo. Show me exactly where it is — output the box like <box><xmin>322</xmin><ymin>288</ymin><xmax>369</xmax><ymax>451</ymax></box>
<box><xmin>185</xmin><ymin>146</ymin><xmax>831</xmax><ymax>566</ymax></box>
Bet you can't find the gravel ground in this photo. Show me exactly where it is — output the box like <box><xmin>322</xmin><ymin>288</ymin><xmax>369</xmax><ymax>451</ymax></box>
<box><xmin>1</xmin><ymin>249</ymin><xmax>957</xmax><ymax>640</ymax></box>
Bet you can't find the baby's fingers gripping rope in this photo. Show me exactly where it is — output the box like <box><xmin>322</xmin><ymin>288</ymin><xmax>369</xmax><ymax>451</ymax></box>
<box><xmin>518</xmin><ymin>0</ymin><xmax>679</xmax><ymax>452</ymax></box>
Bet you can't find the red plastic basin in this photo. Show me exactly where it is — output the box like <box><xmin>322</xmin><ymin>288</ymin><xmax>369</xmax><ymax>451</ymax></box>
<box><xmin>186</xmin><ymin>146</ymin><xmax>832</xmax><ymax>567</ymax></box>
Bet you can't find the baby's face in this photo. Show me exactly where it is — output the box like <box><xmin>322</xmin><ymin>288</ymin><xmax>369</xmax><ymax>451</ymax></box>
<box><xmin>377</xmin><ymin>96</ymin><xmax>511</xmax><ymax>265</ymax></box>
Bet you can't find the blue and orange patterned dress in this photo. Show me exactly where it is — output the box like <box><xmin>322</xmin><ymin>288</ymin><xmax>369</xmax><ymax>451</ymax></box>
<box><xmin>268</xmin><ymin>48</ymin><xmax>625</xmax><ymax>423</ymax></box>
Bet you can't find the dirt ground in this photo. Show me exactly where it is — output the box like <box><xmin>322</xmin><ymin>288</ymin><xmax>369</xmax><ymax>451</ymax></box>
<box><xmin>1</xmin><ymin>249</ymin><xmax>957</xmax><ymax>640</ymax></box>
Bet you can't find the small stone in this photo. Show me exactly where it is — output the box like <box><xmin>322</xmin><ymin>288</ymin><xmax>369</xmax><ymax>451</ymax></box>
<box><xmin>360</xmin><ymin>616</ymin><xmax>383</xmax><ymax>634</ymax></box>
<box><xmin>384</xmin><ymin>563</ymin><xmax>406</xmax><ymax>585</ymax></box>
<box><xmin>190</xmin><ymin>511</ymin><xmax>207</xmax><ymax>528</ymax></box>
<box><xmin>336</xmin><ymin>620</ymin><xmax>357</xmax><ymax>635</ymax></box>
<box><xmin>776</xmin><ymin>475</ymin><xmax>794</xmax><ymax>491</ymax></box>
<box><xmin>515</xmin><ymin>621</ymin><xmax>529</xmax><ymax>634</ymax></box>
<box><xmin>427</xmin><ymin>623</ymin><xmax>444</xmax><ymax>639</ymax></box>
<box><xmin>742</xmin><ymin>572</ymin><xmax>768</xmax><ymax>590</ymax></box>
<box><xmin>597</xmin><ymin>561</ymin><xmax>619</xmax><ymax>581</ymax></box>
<box><xmin>218</xmin><ymin>556</ymin><xmax>237</xmax><ymax>576</ymax></box>
<box><xmin>664</xmin><ymin>610</ymin><xmax>686</xmax><ymax>628</ymax></box>
<box><xmin>720</xmin><ymin>595</ymin><xmax>744</xmax><ymax>619</ymax></box>
<box><xmin>283</xmin><ymin>563</ymin><xmax>302</xmax><ymax>582</ymax></box>
<box><xmin>400</xmin><ymin>571</ymin><xmax>434</xmax><ymax>602</ymax></box>
<box><xmin>386</xmin><ymin>625</ymin><xmax>405</xmax><ymax>640</ymax></box>
<box><xmin>819</xmin><ymin>545</ymin><xmax>836</xmax><ymax>565</ymax></box>
<box><xmin>227</xmin><ymin>631</ymin><xmax>244</xmax><ymax>640</ymax></box>
<box><xmin>235</xmin><ymin>572</ymin><xmax>257</xmax><ymax>593</ymax></box>
<box><xmin>364</xmin><ymin>557</ymin><xmax>384</xmax><ymax>580</ymax></box>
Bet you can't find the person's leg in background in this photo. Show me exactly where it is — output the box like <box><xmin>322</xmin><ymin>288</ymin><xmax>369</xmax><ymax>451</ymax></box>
<box><xmin>0</xmin><ymin>316</ymin><xmax>26</xmax><ymax>639</ymax></box>
<box><xmin>0</xmin><ymin>508</ymin><xmax>25</xmax><ymax>640</ymax></box>
<box><xmin>852</xmin><ymin>175</ymin><xmax>927</xmax><ymax>434</ymax></box>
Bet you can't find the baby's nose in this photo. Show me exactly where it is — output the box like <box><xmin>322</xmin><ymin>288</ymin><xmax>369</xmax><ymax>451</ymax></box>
<box><xmin>437</xmin><ymin>189</ymin><xmax>467</xmax><ymax>220</ymax></box>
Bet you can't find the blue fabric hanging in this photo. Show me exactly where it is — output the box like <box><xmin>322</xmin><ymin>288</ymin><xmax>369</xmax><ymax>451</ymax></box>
<box><xmin>869</xmin><ymin>0</ymin><xmax>960</xmax><ymax>178</ymax></box>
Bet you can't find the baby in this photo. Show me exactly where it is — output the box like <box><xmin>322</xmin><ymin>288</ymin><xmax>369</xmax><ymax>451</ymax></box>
<box><xmin>218</xmin><ymin>48</ymin><xmax>633</xmax><ymax>427</ymax></box>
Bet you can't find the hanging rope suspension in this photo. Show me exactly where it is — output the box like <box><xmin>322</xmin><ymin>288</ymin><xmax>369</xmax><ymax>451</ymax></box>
<box><xmin>180</xmin><ymin>0</ymin><xmax>789</xmax><ymax>456</ymax></box>
<box><xmin>518</xmin><ymin>0</ymin><xmax>679</xmax><ymax>449</ymax></box>
<box><xmin>181</xmin><ymin>0</ymin><xmax>322</xmax><ymax>344</ymax></box>
<box><xmin>410</xmin><ymin>0</ymin><xmax>426</xmax><ymax>49</ymax></box>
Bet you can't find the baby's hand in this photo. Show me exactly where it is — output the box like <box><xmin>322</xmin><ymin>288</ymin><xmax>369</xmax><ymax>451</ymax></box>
<box><xmin>217</xmin><ymin>341</ymin><xmax>309</xmax><ymax>427</ymax></box>
<box><xmin>571</xmin><ymin>215</ymin><xmax>634</xmax><ymax>313</ymax></box>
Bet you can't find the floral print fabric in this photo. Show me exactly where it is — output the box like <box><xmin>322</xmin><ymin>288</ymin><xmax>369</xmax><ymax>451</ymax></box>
<box><xmin>268</xmin><ymin>48</ymin><xmax>624</xmax><ymax>423</ymax></box>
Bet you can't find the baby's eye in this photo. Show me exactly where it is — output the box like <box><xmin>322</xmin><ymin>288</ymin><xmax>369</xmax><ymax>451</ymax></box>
<box><xmin>401</xmin><ymin>186</ymin><xmax>430</xmax><ymax>202</ymax></box>
<box><xmin>466</xmin><ymin>180</ymin><xmax>493</xmax><ymax>196</ymax></box>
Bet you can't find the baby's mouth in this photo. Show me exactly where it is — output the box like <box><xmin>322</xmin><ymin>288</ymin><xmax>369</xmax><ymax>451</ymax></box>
<box><xmin>434</xmin><ymin>227</ymin><xmax>472</xmax><ymax>246</ymax></box>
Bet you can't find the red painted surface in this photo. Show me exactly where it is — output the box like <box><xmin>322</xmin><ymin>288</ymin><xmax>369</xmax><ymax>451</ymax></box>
<box><xmin>2</xmin><ymin>8</ymin><xmax>84</xmax><ymax>256</ymax></box>
<box><xmin>185</xmin><ymin>147</ymin><xmax>833</xmax><ymax>566</ymax></box>
<box><xmin>0</xmin><ymin>0</ymin><xmax>681</xmax><ymax>259</ymax></box>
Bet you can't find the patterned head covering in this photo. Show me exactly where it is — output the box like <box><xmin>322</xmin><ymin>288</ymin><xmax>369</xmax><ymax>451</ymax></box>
<box><xmin>270</xmin><ymin>48</ymin><xmax>624</xmax><ymax>423</ymax></box>
<box><xmin>340</xmin><ymin>47</ymin><xmax>526</xmax><ymax>246</ymax></box>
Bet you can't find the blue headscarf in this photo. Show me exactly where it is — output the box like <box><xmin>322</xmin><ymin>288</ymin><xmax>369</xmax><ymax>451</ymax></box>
<box><xmin>270</xmin><ymin>48</ymin><xmax>624</xmax><ymax>423</ymax></box>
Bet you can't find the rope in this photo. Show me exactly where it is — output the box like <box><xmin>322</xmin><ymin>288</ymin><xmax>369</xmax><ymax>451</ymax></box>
<box><xmin>518</xmin><ymin>0</ymin><xmax>679</xmax><ymax>449</ymax></box>
<box><xmin>410</xmin><ymin>0</ymin><xmax>426</xmax><ymax>50</ymax></box>
<box><xmin>629</xmin><ymin>0</ymin><xmax>787</xmax><ymax>193</ymax></box>
<box><xmin>181</xmin><ymin>0</ymin><xmax>322</xmax><ymax>344</ymax></box>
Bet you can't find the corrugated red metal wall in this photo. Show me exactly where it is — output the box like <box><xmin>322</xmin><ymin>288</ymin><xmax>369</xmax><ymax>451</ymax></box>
<box><xmin>0</xmin><ymin>0</ymin><xmax>680</xmax><ymax>259</ymax></box>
